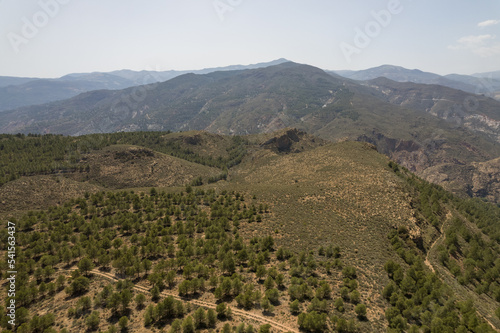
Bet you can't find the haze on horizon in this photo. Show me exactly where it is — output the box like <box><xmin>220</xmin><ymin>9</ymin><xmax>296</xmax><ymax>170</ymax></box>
<box><xmin>0</xmin><ymin>0</ymin><xmax>499</xmax><ymax>78</ymax></box>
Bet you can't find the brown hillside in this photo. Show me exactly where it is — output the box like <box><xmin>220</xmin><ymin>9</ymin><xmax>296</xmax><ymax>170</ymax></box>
<box><xmin>0</xmin><ymin>175</ymin><xmax>103</xmax><ymax>218</ymax></box>
<box><xmin>67</xmin><ymin>145</ymin><xmax>221</xmax><ymax>189</ymax></box>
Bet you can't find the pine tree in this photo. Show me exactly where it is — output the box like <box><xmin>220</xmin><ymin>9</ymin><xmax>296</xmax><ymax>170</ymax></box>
<box><xmin>207</xmin><ymin>309</ymin><xmax>217</xmax><ymax>328</ymax></box>
<box><xmin>85</xmin><ymin>311</ymin><xmax>100</xmax><ymax>331</ymax></box>
<box><xmin>193</xmin><ymin>307</ymin><xmax>206</xmax><ymax>329</ymax></box>
<box><xmin>135</xmin><ymin>293</ymin><xmax>146</xmax><ymax>309</ymax></box>
<box><xmin>182</xmin><ymin>316</ymin><xmax>195</xmax><ymax>333</ymax></box>
<box><xmin>355</xmin><ymin>303</ymin><xmax>367</xmax><ymax>319</ymax></box>
<box><xmin>118</xmin><ymin>316</ymin><xmax>128</xmax><ymax>331</ymax></box>
<box><xmin>78</xmin><ymin>257</ymin><xmax>94</xmax><ymax>276</ymax></box>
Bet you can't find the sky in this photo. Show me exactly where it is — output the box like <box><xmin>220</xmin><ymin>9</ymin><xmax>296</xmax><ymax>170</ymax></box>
<box><xmin>0</xmin><ymin>0</ymin><xmax>499</xmax><ymax>78</ymax></box>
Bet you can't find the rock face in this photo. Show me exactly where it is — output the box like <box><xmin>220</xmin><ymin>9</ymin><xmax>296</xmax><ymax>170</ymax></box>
<box><xmin>356</xmin><ymin>130</ymin><xmax>500</xmax><ymax>203</ymax></box>
<box><xmin>261</xmin><ymin>128</ymin><xmax>325</xmax><ymax>153</ymax></box>
<box><xmin>262</xmin><ymin>129</ymin><xmax>300</xmax><ymax>152</ymax></box>
<box><xmin>394</xmin><ymin>153</ymin><xmax>500</xmax><ymax>204</ymax></box>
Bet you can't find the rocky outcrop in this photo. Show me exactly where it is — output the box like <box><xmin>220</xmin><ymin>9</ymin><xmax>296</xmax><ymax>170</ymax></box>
<box><xmin>261</xmin><ymin>128</ymin><xmax>325</xmax><ymax>153</ymax></box>
<box><xmin>183</xmin><ymin>134</ymin><xmax>203</xmax><ymax>145</ymax></box>
<box><xmin>357</xmin><ymin>131</ymin><xmax>500</xmax><ymax>203</ymax></box>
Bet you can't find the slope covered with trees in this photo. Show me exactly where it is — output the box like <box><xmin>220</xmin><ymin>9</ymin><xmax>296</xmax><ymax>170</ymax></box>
<box><xmin>0</xmin><ymin>131</ymin><xmax>247</xmax><ymax>187</ymax></box>
<box><xmin>1</xmin><ymin>187</ymin><xmax>382</xmax><ymax>332</ymax></box>
<box><xmin>1</xmin><ymin>129</ymin><xmax>500</xmax><ymax>332</ymax></box>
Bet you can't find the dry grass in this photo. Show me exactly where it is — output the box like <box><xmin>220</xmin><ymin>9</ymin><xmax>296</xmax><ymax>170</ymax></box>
<box><xmin>209</xmin><ymin>140</ymin><xmax>424</xmax><ymax>331</ymax></box>
<box><xmin>67</xmin><ymin>145</ymin><xmax>221</xmax><ymax>189</ymax></box>
<box><xmin>0</xmin><ymin>175</ymin><xmax>103</xmax><ymax>219</ymax></box>
<box><xmin>2</xmin><ymin>131</ymin><xmax>484</xmax><ymax>332</ymax></box>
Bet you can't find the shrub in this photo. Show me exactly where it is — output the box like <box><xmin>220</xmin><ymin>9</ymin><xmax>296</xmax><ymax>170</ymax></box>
<box><xmin>355</xmin><ymin>303</ymin><xmax>367</xmax><ymax>319</ymax></box>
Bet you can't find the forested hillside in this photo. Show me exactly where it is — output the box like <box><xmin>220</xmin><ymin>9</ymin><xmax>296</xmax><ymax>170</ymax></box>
<box><xmin>1</xmin><ymin>130</ymin><xmax>500</xmax><ymax>332</ymax></box>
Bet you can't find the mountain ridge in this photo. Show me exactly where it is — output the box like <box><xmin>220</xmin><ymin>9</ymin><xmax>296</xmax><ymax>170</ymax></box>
<box><xmin>0</xmin><ymin>59</ymin><xmax>290</xmax><ymax>111</ymax></box>
<box><xmin>332</xmin><ymin>64</ymin><xmax>500</xmax><ymax>100</ymax></box>
<box><xmin>1</xmin><ymin>129</ymin><xmax>500</xmax><ymax>332</ymax></box>
<box><xmin>1</xmin><ymin>62</ymin><xmax>500</xmax><ymax>203</ymax></box>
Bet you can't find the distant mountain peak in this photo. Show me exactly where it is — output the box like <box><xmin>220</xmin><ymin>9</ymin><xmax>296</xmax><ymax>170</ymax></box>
<box><xmin>332</xmin><ymin>64</ymin><xmax>500</xmax><ymax>97</ymax></box>
<box><xmin>0</xmin><ymin>59</ymin><xmax>294</xmax><ymax>111</ymax></box>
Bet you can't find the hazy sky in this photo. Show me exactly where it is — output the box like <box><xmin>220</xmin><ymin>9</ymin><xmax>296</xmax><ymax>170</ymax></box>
<box><xmin>1</xmin><ymin>0</ymin><xmax>499</xmax><ymax>78</ymax></box>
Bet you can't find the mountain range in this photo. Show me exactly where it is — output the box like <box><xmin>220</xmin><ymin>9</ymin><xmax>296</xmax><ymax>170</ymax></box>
<box><xmin>2</xmin><ymin>58</ymin><xmax>500</xmax><ymax>332</ymax></box>
<box><xmin>333</xmin><ymin>65</ymin><xmax>500</xmax><ymax>100</ymax></box>
<box><xmin>0</xmin><ymin>59</ymin><xmax>290</xmax><ymax>111</ymax></box>
<box><xmin>1</xmin><ymin>61</ymin><xmax>499</xmax><ymax>113</ymax></box>
<box><xmin>1</xmin><ymin>61</ymin><xmax>500</xmax><ymax>203</ymax></box>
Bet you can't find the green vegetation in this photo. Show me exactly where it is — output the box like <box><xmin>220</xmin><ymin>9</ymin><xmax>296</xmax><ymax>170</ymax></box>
<box><xmin>382</xmin><ymin>163</ymin><xmax>500</xmax><ymax>332</ymax></box>
<box><xmin>0</xmin><ymin>131</ymin><xmax>247</xmax><ymax>186</ymax></box>
<box><xmin>2</xmin><ymin>129</ymin><xmax>500</xmax><ymax>332</ymax></box>
<box><xmin>0</xmin><ymin>183</ymin><xmax>376</xmax><ymax>332</ymax></box>
<box><xmin>383</xmin><ymin>227</ymin><xmax>494</xmax><ymax>332</ymax></box>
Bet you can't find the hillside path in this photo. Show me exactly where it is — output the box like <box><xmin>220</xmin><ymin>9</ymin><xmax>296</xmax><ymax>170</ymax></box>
<box><xmin>423</xmin><ymin>217</ymin><xmax>499</xmax><ymax>332</ymax></box>
<box><xmin>67</xmin><ymin>268</ymin><xmax>299</xmax><ymax>333</ymax></box>
<box><xmin>424</xmin><ymin>219</ymin><xmax>447</xmax><ymax>273</ymax></box>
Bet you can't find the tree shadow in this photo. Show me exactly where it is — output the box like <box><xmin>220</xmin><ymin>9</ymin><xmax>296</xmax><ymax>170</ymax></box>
<box><xmin>262</xmin><ymin>310</ymin><xmax>277</xmax><ymax>317</ymax></box>
<box><xmin>98</xmin><ymin>266</ymin><xmax>111</xmax><ymax>272</ymax></box>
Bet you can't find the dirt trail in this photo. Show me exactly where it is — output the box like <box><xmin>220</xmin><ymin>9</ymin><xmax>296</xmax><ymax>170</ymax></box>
<box><xmin>67</xmin><ymin>268</ymin><xmax>298</xmax><ymax>333</ymax></box>
<box><xmin>422</xmin><ymin>218</ymin><xmax>499</xmax><ymax>332</ymax></box>
<box><xmin>424</xmin><ymin>219</ymin><xmax>447</xmax><ymax>273</ymax></box>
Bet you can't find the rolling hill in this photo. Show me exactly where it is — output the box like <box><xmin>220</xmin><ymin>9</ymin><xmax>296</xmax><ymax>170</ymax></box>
<box><xmin>1</xmin><ymin>130</ymin><xmax>500</xmax><ymax>332</ymax></box>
